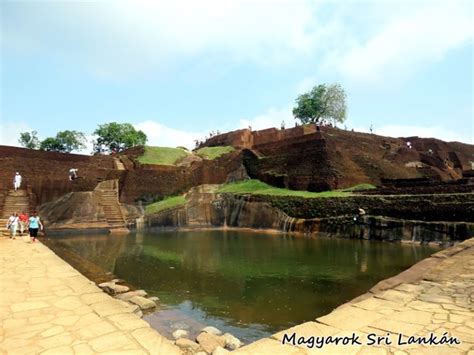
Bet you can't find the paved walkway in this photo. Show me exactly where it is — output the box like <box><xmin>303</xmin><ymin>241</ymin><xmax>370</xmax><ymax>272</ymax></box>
<box><xmin>235</xmin><ymin>238</ymin><xmax>474</xmax><ymax>355</ymax></box>
<box><xmin>0</xmin><ymin>236</ymin><xmax>181</xmax><ymax>355</ymax></box>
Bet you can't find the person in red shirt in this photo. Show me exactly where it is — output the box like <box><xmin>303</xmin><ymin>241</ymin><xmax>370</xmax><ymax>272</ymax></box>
<box><xmin>19</xmin><ymin>211</ymin><xmax>29</xmax><ymax>236</ymax></box>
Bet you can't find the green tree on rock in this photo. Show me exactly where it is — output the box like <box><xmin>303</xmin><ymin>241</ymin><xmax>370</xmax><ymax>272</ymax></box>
<box><xmin>40</xmin><ymin>130</ymin><xmax>86</xmax><ymax>153</ymax></box>
<box><xmin>18</xmin><ymin>131</ymin><xmax>40</xmax><ymax>149</ymax></box>
<box><xmin>293</xmin><ymin>83</ymin><xmax>347</xmax><ymax>125</ymax></box>
<box><xmin>93</xmin><ymin>122</ymin><xmax>147</xmax><ymax>153</ymax></box>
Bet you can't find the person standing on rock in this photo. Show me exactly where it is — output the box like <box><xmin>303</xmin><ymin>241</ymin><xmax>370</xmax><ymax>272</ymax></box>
<box><xmin>28</xmin><ymin>211</ymin><xmax>43</xmax><ymax>243</ymax></box>
<box><xmin>6</xmin><ymin>213</ymin><xmax>19</xmax><ymax>239</ymax></box>
<box><xmin>13</xmin><ymin>172</ymin><xmax>22</xmax><ymax>191</ymax></box>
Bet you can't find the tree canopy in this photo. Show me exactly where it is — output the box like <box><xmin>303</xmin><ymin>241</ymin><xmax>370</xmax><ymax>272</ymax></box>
<box><xmin>292</xmin><ymin>83</ymin><xmax>347</xmax><ymax>125</ymax></box>
<box><xmin>93</xmin><ymin>122</ymin><xmax>147</xmax><ymax>153</ymax></box>
<box><xmin>39</xmin><ymin>130</ymin><xmax>86</xmax><ymax>153</ymax></box>
<box><xmin>18</xmin><ymin>131</ymin><xmax>40</xmax><ymax>149</ymax></box>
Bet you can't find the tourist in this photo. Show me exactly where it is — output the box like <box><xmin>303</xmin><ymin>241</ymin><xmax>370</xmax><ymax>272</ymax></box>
<box><xmin>6</xmin><ymin>212</ymin><xmax>19</xmax><ymax>239</ymax></box>
<box><xmin>18</xmin><ymin>211</ymin><xmax>28</xmax><ymax>235</ymax></box>
<box><xmin>69</xmin><ymin>168</ymin><xmax>78</xmax><ymax>181</ymax></box>
<box><xmin>28</xmin><ymin>211</ymin><xmax>43</xmax><ymax>243</ymax></box>
<box><xmin>13</xmin><ymin>172</ymin><xmax>22</xmax><ymax>191</ymax></box>
<box><xmin>406</xmin><ymin>141</ymin><xmax>412</xmax><ymax>149</ymax></box>
<box><xmin>281</xmin><ymin>121</ymin><xmax>285</xmax><ymax>130</ymax></box>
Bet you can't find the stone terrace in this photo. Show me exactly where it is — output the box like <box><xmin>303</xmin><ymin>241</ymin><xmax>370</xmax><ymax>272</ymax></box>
<box><xmin>0</xmin><ymin>236</ymin><xmax>180</xmax><ymax>354</ymax></box>
<box><xmin>234</xmin><ymin>238</ymin><xmax>474</xmax><ymax>354</ymax></box>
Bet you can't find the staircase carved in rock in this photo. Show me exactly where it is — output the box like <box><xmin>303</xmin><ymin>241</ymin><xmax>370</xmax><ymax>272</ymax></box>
<box><xmin>95</xmin><ymin>180</ymin><xmax>129</xmax><ymax>234</ymax></box>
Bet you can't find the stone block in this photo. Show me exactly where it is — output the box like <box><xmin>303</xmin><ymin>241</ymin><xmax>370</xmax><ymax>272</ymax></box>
<box><xmin>129</xmin><ymin>296</ymin><xmax>156</xmax><ymax>310</ymax></box>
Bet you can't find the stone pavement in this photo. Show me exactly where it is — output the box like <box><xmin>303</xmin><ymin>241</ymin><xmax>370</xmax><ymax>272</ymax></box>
<box><xmin>234</xmin><ymin>238</ymin><xmax>474</xmax><ymax>355</ymax></box>
<box><xmin>0</xmin><ymin>236</ymin><xmax>181</xmax><ymax>355</ymax></box>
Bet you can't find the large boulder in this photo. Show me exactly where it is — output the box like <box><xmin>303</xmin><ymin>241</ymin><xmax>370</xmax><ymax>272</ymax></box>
<box><xmin>129</xmin><ymin>296</ymin><xmax>156</xmax><ymax>310</ymax></box>
<box><xmin>98</xmin><ymin>282</ymin><xmax>130</xmax><ymax>295</ymax></box>
<box><xmin>212</xmin><ymin>346</ymin><xmax>230</xmax><ymax>355</ymax></box>
<box><xmin>196</xmin><ymin>332</ymin><xmax>226</xmax><ymax>354</ymax></box>
<box><xmin>115</xmin><ymin>289</ymin><xmax>148</xmax><ymax>301</ymax></box>
<box><xmin>201</xmin><ymin>326</ymin><xmax>222</xmax><ymax>336</ymax></box>
<box><xmin>222</xmin><ymin>333</ymin><xmax>242</xmax><ymax>350</ymax></box>
<box><xmin>175</xmin><ymin>338</ymin><xmax>201</xmax><ymax>351</ymax></box>
<box><xmin>172</xmin><ymin>329</ymin><xmax>189</xmax><ymax>340</ymax></box>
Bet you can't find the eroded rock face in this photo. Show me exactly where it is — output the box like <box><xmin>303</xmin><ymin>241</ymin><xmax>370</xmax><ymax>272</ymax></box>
<box><xmin>39</xmin><ymin>190</ymin><xmax>142</xmax><ymax>230</ymax></box>
<box><xmin>145</xmin><ymin>188</ymin><xmax>474</xmax><ymax>242</ymax></box>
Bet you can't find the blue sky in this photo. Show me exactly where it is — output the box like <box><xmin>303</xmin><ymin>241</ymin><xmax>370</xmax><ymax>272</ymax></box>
<box><xmin>1</xmin><ymin>0</ymin><xmax>473</xmax><ymax>151</ymax></box>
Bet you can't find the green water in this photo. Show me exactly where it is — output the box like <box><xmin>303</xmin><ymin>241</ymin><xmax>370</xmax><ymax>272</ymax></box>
<box><xmin>43</xmin><ymin>230</ymin><xmax>437</xmax><ymax>343</ymax></box>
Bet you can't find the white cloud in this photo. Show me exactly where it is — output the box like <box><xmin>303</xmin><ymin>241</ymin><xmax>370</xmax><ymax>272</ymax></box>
<box><xmin>336</xmin><ymin>1</ymin><xmax>473</xmax><ymax>84</ymax></box>
<box><xmin>0</xmin><ymin>121</ymin><xmax>32</xmax><ymax>147</ymax></box>
<box><xmin>4</xmin><ymin>0</ymin><xmax>321</xmax><ymax>77</ymax></box>
<box><xmin>238</xmin><ymin>105</ymin><xmax>293</xmax><ymax>131</ymax></box>
<box><xmin>134</xmin><ymin>120</ymin><xmax>205</xmax><ymax>150</ymax></box>
<box><xmin>5</xmin><ymin>0</ymin><xmax>472</xmax><ymax>84</ymax></box>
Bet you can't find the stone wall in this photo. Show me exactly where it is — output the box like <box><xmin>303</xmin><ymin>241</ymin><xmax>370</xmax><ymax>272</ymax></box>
<box><xmin>250</xmin><ymin>193</ymin><xmax>474</xmax><ymax>222</ymax></box>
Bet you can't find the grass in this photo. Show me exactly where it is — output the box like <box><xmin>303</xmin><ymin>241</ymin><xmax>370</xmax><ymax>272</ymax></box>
<box><xmin>145</xmin><ymin>195</ymin><xmax>186</xmax><ymax>215</ymax></box>
<box><xmin>217</xmin><ymin>179</ymin><xmax>376</xmax><ymax>198</ymax></box>
<box><xmin>195</xmin><ymin>146</ymin><xmax>234</xmax><ymax>160</ymax></box>
<box><xmin>137</xmin><ymin>146</ymin><xmax>190</xmax><ymax>165</ymax></box>
<box><xmin>341</xmin><ymin>183</ymin><xmax>376</xmax><ymax>191</ymax></box>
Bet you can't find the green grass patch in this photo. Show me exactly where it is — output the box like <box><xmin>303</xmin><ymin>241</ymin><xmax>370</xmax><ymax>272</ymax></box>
<box><xmin>218</xmin><ymin>179</ymin><xmax>355</xmax><ymax>198</ymax></box>
<box><xmin>145</xmin><ymin>195</ymin><xmax>186</xmax><ymax>215</ymax></box>
<box><xmin>195</xmin><ymin>146</ymin><xmax>234</xmax><ymax>160</ymax></box>
<box><xmin>341</xmin><ymin>183</ymin><xmax>376</xmax><ymax>191</ymax></box>
<box><xmin>138</xmin><ymin>146</ymin><xmax>190</xmax><ymax>165</ymax></box>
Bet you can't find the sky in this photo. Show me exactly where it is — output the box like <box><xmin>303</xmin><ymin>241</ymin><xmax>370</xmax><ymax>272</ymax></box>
<box><xmin>1</xmin><ymin>0</ymin><xmax>473</xmax><ymax>152</ymax></box>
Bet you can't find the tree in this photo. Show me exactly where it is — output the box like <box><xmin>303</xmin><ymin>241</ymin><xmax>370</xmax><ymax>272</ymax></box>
<box><xmin>55</xmin><ymin>130</ymin><xmax>86</xmax><ymax>152</ymax></box>
<box><xmin>39</xmin><ymin>130</ymin><xmax>86</xmax><ymax>153</ymax></box>
<box><xmin>292</xmin><ymin>83</ymin><xmax>347</xmax><ymax>125</ymax></box>
<box><xmin>39</xmin><ymin>137</ymin><xmax>64</xmax><ymax>152</ymax></box>
<box><xmin>18</xmin><ymin>131</ymin><xmax>40</xmax><ymax>149</ymax></box>
<box><xmin>93</xmin><ymin>122</ymin><xmax>147</xmax><ymax>153</ymax></box>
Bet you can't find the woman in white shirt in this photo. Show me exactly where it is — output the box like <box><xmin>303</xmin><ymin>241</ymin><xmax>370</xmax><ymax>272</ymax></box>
<box><xmin>7</xmin><ymin>213</ymin><xmax>19</xmax><ymax>239</ymax></box>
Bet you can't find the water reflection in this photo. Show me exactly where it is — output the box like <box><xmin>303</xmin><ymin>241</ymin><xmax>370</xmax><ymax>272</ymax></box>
<box><xmin>44</xmin><ymin>230</ymin><xmax>437</xmax><ymax>343</ymax></box>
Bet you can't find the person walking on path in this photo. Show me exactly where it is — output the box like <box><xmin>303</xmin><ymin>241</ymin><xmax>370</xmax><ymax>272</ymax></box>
<box><xmin>18</xmin><ymin>211</ymin><xmax>28</xmax><ymax>235</ymax></box>
<box><xmin>6</xmin><ymin>213</ymin><xmax>19</xmax><ymax>239</ymax></box>
<box><xmin>28</xmin><ymin>211</ymin><xmax>43</xmax><ymax>243</ymax></box>
<box><xmin>13</xmin><ymin>172</ymin><xmax>22</xmax><ymax>191</ymax></box>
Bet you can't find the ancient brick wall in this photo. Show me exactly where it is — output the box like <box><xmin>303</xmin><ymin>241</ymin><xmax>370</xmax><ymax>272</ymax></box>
<box><xmin>201</xmin><ymin>129</ymin><xmax>253</xmax><ymax>148</ymax></box>
<box><xmin>119</xmin><ymin>151</ymin><xmax>243</xmax><ymax>204</ymax></box>
<box><xmin>0</xmin><ymin>146</ymin><xmax>120</xmax><ymax>205</ymax></box>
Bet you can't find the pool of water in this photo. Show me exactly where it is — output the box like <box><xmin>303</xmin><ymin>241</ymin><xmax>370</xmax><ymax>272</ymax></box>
<box><xmin>43</xmin><ymin>230</ymin><xmax>437</xmax><ymax>343</ymax></box>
